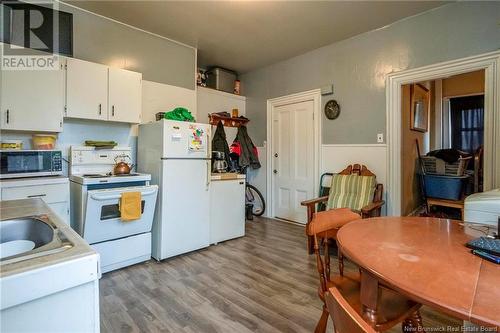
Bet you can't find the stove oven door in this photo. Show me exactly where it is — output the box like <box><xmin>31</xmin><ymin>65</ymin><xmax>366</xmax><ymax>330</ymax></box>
<box><xmin>83</xmin><ymin>185</ymin><xmax>158</xmax><ymax>244</ymax></box>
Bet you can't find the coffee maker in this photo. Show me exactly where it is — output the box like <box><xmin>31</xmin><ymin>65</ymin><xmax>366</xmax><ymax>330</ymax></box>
<box><xmin>212</xmin><ymin>151</ymin><xmax>228</xmax><ymax>173</ymax></box>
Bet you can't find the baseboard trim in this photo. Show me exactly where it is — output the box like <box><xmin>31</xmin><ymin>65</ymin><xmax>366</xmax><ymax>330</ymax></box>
<box><xmin>270</xmin><ymin>217</ymin><xmax>306</xmax><ymax>227</ymax></box>
<box><xmin>321</xmin><ymin>144</ymin><xmax>387</xmax><ymax>148</ymax></box>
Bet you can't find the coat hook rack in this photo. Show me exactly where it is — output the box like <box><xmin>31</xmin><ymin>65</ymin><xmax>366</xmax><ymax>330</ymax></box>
<box><xmin>208</xmin><ymin>113</ymin><xmax>249</xmax><ymax>128</ymax></box>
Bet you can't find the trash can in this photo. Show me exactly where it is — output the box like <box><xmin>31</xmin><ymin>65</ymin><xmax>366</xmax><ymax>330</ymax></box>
<box><xmin>245</xmin><ymin>204</ymin><xmax>254</xmax><ymax>220</ymax></box>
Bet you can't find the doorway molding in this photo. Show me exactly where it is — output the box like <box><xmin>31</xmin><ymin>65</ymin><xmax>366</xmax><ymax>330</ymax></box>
<box><xmin>266</xmin><ymin>89</ymin><xmax>322</xmax><ymax>220</ymax></box>
<box><xmin>386</xmin><ymin>50</ymin><xmax>500</xmax><ymax>216</ymax></box>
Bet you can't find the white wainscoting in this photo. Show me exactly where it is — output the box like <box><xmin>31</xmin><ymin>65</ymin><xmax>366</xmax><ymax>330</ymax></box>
<box><xmin>321</xmin><ymin>144</ymin><xmax>388</xmax><ymax>215</ymax></box>
<box><xmin>250</xmin><ymin>144</ymin><xmax>389</xmax><ymax>218</ymax></box>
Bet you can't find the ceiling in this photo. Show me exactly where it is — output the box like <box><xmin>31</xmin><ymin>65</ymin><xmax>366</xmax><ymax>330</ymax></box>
<box><xmin>66</xmin><ymin>1</ymin><xmax>449</xmax><ymax>74</ymax></box>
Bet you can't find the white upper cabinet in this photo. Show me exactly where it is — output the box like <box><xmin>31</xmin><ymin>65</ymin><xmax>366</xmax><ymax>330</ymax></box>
<box><xmin>65</xmin><ymin>59</ymin><xmax>142</xmax><ymax>124</ymax></box>
<box><xmin>66</xmin><ymin>58</ymin><xmax>108</xmax><ymax>121</ymax></box>
<box><xmin>1</xmin><ymin>63</ymin><xmax>64</xmax><ymax>132</ymax></box>
<box><xmin>108</xmin><ymin>67</ymin><xmax>142</xmax><ymax>123</ymax></box>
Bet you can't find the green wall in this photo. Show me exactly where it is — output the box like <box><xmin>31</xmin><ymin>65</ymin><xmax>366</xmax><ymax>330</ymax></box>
<box><xmin>241</xmin><ymin>2</ymin><xmax>500</xmax><ymax>145</ymax></box>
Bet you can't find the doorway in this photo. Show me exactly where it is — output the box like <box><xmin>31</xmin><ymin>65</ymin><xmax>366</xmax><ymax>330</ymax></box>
<box><xmin>266</xmin><ymin>89</ymin><xmax>321</xmax><ymax>224</ymax></box>
<box><xmin>400</xmin><ymin>71</ymin><xmax>486</xmax><ymax>217</ymax></box>
<box><xmin>386</xmin><ymin>51</ymin><xmax>500</xmax><ymax>216</ymax></box>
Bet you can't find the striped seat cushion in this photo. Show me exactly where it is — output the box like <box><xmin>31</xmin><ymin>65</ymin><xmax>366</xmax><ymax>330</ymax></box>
<box><xmin>326</xmin><ymin>174</ymin><xmax>376</xmax><ymax>211</ymax></box>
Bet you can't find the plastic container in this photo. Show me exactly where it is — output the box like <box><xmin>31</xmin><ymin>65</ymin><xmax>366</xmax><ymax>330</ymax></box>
<box><xmin>32</xmin><ymin>134</ymin><xmax>57</xmax><ymax>150</ymax></box>
<box><xmin>1</xmin><ymin>140</ymin><xmax>23</xmax><ymax>150</ymax></box>
<box><xmin>423</xmin><ymin>174</ymin><xmax>469</xmax><ymax>200</ymax></box>
<box><xmin>206</xmin><ymin>67</ymin><xmax>237</xmax><ymax>93</ymax></box>
<box><xmin>421</xmin><ymin>155</ymin><xmax>471</xmax><ymax>176</ymax></box>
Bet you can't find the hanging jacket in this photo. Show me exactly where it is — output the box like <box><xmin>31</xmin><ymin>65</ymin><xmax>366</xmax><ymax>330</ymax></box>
<box><xmin>234</xmin><ymin>125</ymin><xmax>261</xmax><ymax>169</ymax></box>
<box><xmin>211</xmin><ymin>121</ymin><xmax>231</xmax><ymax>166</ymax></box>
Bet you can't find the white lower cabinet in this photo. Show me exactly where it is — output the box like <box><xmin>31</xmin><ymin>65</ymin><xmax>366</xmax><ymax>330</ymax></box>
<box><xmin>210</xmin><ymin>177</ymin><xmax>246</xmax><ymax>244</ymax></box>
<box><xmin>1</xmin><ymin>255</ymin><xmax>100</xmax><ymax>333</ymax></box>
<box><xmin>0</xmin><ymin>177</ymin><xmax>70</xmax><ymax>224</ymax></box>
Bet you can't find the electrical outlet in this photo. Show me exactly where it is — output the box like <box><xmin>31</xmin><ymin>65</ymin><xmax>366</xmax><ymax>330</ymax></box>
<box><xmin>377</xmin><ymin>133</ymin><xmax>384</xmax><ymax>143</ymax></box>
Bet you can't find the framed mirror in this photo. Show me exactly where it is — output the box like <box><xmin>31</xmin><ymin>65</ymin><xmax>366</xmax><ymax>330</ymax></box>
<box><xmin>410</xmin><ymin>83</ymin><xmax>430</xmax><ymax>132</ymax></box>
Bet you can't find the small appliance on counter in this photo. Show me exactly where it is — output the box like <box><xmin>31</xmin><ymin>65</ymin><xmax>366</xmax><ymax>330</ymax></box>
<box><xmin>212</xmin><ymin>151</ymin><xmax>228</xmax><ymax>173</ymax></box>
<box><xmin>0</xmin><ymin>149</ymin><xmax>69</xmax><ymax>223</ymax></box>
<box><xmin>0</xmin><ymin>150</ymin><xmax>62</xmax><ymax>179</ymax></box>
<box><xmin>69</xmin><ymin>146</ymin><xmax>158</xmax><ymax>273</ymax></box>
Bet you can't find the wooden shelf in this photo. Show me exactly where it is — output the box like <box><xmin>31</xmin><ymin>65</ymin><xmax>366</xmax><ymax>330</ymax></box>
<box><xmin>197</xmin><ymin>86</ymin><xmax>245</xmax><ymax>100</ymax></box>
<box><xmin>208</xmin><ymin>113</ymin><xmax>249</xmax><ymax>127</ymax></box>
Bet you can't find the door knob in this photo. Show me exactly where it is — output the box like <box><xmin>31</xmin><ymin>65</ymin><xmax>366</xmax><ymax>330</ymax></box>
<box><xmin>274</xmin><ymin>153</ymin><xmax>278</xmax><ymax>157</ymax></box>
<box><xmin>273</xmin><ymin>170</ymin><xmax>278</xmax><ymax>174</ymax></box>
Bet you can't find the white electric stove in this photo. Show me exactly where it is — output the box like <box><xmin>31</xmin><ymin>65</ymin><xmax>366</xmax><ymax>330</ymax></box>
<box><xmin>69</xmin><ymin>146</ymin><xmax>158</xmax><ymax>273</ymax></box>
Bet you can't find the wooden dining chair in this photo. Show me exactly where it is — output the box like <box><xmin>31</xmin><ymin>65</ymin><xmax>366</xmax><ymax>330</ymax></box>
<box><xmin>473</xmin><ymin>145</ymin><xmax>484</xmax><ymax>193</ymax></box>
<box><xmin>325</xmin><ymin>286</ymin><xmax>376</xmax><ymax>333</ymax></box>
<box><xmin>307</xmin><ymin>216</ymin><xmax>423</xmax><ymax>333</ymax></box>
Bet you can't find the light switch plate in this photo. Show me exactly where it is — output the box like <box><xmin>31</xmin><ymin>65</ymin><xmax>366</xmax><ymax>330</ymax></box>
<box><xmin>377</xmin><ymin>133</ymin><xmax>384</xmax><ymax>143</ymax></box>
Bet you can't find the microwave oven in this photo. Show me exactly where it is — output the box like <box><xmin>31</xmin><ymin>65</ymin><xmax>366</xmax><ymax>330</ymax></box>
<box><xmin>0</xmin><ymin>150</ymin><xmax>63</xmax><ymax>179</ymax></box>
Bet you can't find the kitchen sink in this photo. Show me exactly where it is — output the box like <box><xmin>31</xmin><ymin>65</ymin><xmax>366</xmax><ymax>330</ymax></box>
<box><xmin>0</xmin><ymin>216</ymin><xmax>73</xmax><ymax>265</ymax></box>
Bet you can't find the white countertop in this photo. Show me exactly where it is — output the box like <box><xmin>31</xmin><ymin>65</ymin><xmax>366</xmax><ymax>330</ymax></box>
<box><xmin>0</xmin><ymin>199</ymin><xmax>96</xmax><ymax>278</ymax></box>
<box><xmin>211</xmin><ymin>173</ymin><xmax>246</xmax><ymax>181</ymax></box>
<box><xmin>0</xmin><ymin>176</ymin><xmax>68</xmax><ymax>187</ymax></box>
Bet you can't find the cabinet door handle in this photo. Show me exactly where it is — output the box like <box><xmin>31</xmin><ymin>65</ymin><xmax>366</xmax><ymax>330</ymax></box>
<box><xmin>98</xmin><ymin>104</ymin><xmax>102</xmax><ymax>115</ymax></box>
<box><xmin>112</xmin><ymin>105</ymin><xmax>115</xmax><ymax>116</ymax></box>
<box><xmin>27</xmin><ymin>194</ymin><xmax>47</xmax><ymax>198</ymax></box>
<box><xmin>6</xmin><ymin>109</ymin><xmax>9</xmax><ymax>124</ymax></box>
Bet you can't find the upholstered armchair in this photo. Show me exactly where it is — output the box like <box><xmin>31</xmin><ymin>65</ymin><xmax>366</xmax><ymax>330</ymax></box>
<box><xmin>301</xmin><ymin>164</ymin><xmax>385</xmax><ymax>255</ymax></box>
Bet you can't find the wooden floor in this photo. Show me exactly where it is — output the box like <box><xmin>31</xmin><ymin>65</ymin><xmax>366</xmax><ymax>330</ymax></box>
<box><xmin>100</xmin><ymin>217</ymin><xmax>461</xmax><ymax>333</ymax></box>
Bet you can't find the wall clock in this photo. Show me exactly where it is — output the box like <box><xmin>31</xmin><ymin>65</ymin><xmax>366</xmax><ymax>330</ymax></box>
<box><xmin>324</xmin><ymin>100</ymin><xmax>341</xmax><ymax>120</ymax></box>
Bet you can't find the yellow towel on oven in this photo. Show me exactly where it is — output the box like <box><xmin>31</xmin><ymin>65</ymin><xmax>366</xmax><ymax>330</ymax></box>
<box><xmin>120</xmin><ymin>191</ymin><xmax>142</xmax><ymax>221</ymax></box>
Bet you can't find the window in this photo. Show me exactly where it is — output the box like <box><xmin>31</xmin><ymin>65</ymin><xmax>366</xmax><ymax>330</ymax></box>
<box><xmin>100</xmin><ymin>201</ymin><xmax>145</xmax><ymax>221</ymax></box>
<box><xmin>449</xmin><ymin>95</ymin><xmax>484</xmax><ymax>153</ymax></box>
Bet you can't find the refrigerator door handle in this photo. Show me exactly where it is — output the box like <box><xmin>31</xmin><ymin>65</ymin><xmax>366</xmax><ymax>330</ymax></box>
<box><xmin>207</xmin><ymin>132</ymin><xmax>212</xmax><ymax>157</ymax></box>
<box><xmin>206</xmin><ymin>159</ymin><xmax>211</xmax><ymax>190</ymax></box>
<box><xmin>206</xmin><ymin>129</ymin><xmax>211</xmax><ymax>191</ymax></box>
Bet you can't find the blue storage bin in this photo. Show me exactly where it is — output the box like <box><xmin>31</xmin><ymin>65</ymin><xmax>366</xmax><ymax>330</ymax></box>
<box><xmin>423</xmin><ymin>174</ymin><xmax>469</xmax><ymax>200</ymax></box>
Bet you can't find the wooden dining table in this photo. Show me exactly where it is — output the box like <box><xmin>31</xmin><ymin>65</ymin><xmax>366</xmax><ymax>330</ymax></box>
<box><xmin>336</xmin><ymin>217</ymin><xmax>500</xmax><ymax>328</ymax></box>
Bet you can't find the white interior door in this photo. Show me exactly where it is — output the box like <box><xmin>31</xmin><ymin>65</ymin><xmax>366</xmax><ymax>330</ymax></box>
<box><xmin>272</xmin><ymin>100</ymin><xmax>315</xmax><ymax>223</ymax></box>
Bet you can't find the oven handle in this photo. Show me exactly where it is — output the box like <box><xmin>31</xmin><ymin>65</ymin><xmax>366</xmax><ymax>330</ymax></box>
<box><xmin>89</xmin><ymin>188</ymin><xmax>157</xmax><ymax>201</ymax></box>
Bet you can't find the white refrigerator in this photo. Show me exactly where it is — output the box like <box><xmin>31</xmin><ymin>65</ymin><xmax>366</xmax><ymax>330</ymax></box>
<box><xmin>138</xmin><ymin>120</ymin><xmax>211</xmax><ymax>260</ymax></box>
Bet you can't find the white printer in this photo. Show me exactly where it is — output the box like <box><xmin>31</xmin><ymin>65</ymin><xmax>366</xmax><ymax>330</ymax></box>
<box><xmin>464</xmin><ymin>188</ymin><xmax>500</xmax><ymax>232</ymax></box>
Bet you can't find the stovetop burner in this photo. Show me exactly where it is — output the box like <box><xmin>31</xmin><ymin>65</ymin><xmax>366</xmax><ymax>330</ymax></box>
<box><xmin>81</xmin><ymin>173</ymin><xmax>141</xmax><ymax>178</ymax></box>
<box><xmin>82</xmin><ymin>173</ymin><xmax>108</xmax><ymax>178</ymax></box>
